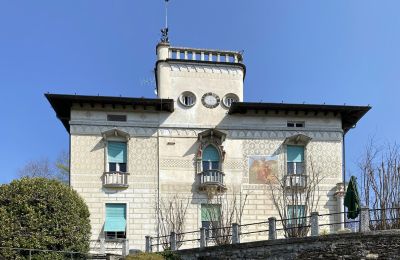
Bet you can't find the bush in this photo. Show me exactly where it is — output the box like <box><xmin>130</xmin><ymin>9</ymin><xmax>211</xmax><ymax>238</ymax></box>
<box><xmin>125</xmin><ymin>252</ymin><xmax>164</xmax><ymax>260</ymax></box>
<box><xmin>0</xmin><ymin>178</ymin><xmax>91</xmax><ymax>259</ymax></box>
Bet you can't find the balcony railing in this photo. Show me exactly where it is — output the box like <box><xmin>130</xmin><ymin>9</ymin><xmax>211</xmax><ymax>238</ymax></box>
<box><xmin>103</xmin><ymin>172</ymin><xmax>129</xmax><ymax>188</ymax></box>
<box><xmin>287</xmin><ymin>162</ymin><xmax>304</xmax><ymax>175</ymax></box>
<box><xmin>284</xmin><ymin>174</ymin><xmax>307</xmax><ymax>188</ymax></box>
<box><xmin>199</xmin><ymin>170</ymin><xmax>226</xmax><ymax>192</ymax></box>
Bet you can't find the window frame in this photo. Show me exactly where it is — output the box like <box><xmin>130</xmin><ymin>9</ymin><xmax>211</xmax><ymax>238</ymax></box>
<box><xmin>287</xmin><ymin>121</ymin><xmax>305</xmax><ymax>128</ymax></box>
<box><xmin>201</xmin><ymin>144</ymin><xmax>221</xmax><ymax>171</ymax></box>
<box><xmin>106</xmin><ymin>141</ymin><xmax>128</xmax><ymax>173</ymax></box>
<box><xmin>287</xmin><ymin>205</ymin><xmax>306</xmax><ymax>226</ymax></box>
<box><xmin>102</xmin><ymin>129</ymin><xmax>130</xmax><ymax>174</ymax></box>
<box><xmin>104</xmin><ymin>203</ymin><xmax>127</xmax><ymax>240</ymax></box>
<box><xmin>286</xmin><ymin>145</ymin><xmax>305</xmax><ymax>176</ymax></box>
<box><xmin>178</xmin><ymin>91</ymin><xmax>196</xmax><ymax>107</ymax></box>
<box><xmin>201</xmin><ymin>204</ymin><xmax>221</xmax><ymax>238</ymax></box>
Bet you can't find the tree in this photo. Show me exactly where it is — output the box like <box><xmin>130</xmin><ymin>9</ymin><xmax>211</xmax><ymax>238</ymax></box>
<box><xmin>267</xmin><ymin>157</ymin><xmax>323</xmax><ymax>238</ymax></box>
<box><xmin>359</xmin><ymin>140</ymin><xmax>400</xmax><ymax>230</ymax></box>
<box><xmin>158</xmin><ymin>195</ymin><xmax>190</xmax><ymax>250</ymax></box>
<box><xmin>203</xmin><ymin>189</ymin><xmax>248</xmax><ymax>246</ymax></box>
<box><xmin>0</xmin><ymin>178</ymin><xmax>91</xmax><ymax>259</ymax></box>
<box><xmin>18</xmin><ymin>151</ymin><xmax>69</xmax><ymax>184</ymax></box>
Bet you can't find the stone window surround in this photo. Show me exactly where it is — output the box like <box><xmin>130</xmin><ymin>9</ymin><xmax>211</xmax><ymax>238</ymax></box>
<box><xmin>102</xmin><ymin>128</ymin><xmax>131</xmax><ymax>173</ymax></box>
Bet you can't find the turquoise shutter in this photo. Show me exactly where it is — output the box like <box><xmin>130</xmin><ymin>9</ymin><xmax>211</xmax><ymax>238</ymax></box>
<box><xmin>202</xmin><ymin>146</ymin><xmax>220</xmax><ymax>161</ymax></box>
<box><xmin>104</xmin><ymin>204</ymin><xmax>126</xmax><ymax>232</ymax></box>
<box><xmin>201</xmin><ymin>204</ymin><xmax>221</xmax><ymax>221</ymax></box>
<box><xmin>108</xmin><ymin>142</ymin><xmax>127</xmax><ymax>163</ymax></box>
<box><xmin>287</xmin><ymin>146</ymin><xmax>304</xmax><ymax>162</ymax></box>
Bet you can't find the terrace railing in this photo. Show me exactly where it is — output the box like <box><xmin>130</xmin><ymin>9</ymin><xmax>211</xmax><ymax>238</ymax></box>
<box><xmin>145</xmin><ymin>207</ymin><xmax>400</xmax><ymax>253</ymax></box>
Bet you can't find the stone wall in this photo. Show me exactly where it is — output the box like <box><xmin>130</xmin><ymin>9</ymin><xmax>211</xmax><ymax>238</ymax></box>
<box><xmin>176</xmin><ymin>230</ymin><xmax>400</xmax><ymax>260</ymax></box>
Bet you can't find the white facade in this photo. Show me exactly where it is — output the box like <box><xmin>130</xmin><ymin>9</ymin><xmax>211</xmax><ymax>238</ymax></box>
<box><xmin>47</xmin><ymin>42</ymin><xmax>370</xmax><ymax>253</ymax></box>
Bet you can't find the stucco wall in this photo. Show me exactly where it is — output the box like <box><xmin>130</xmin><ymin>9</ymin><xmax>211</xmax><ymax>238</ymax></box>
<box><xmin>70</xmin><ymin>120</ymin><xmax>343</xmax><ymax>251</ymax></box>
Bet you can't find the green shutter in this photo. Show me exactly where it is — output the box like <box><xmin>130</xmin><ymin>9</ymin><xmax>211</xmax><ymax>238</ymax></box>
<box><xmin>287</xmin><ymin>205</ymin><xmax>305</xmax><ymax>224</ymax></box>
<box><xmin>108</xmin><ymin>142</ymin><xmax>127</xmax><ymax>163</ymax></box>
<box><xmin>104</xmin><ymin>204</ymin><xmax>126</xmax><ymax>232</ymax></box>
<box><xmin>201</xmin><ymin>204</ymin><xmax>221</xmax><ymax>221</ymax></box>
<box><xmin>287</xmin><ymin>146</ymin><xmax>304</xmax><ymax>162</ymax></box>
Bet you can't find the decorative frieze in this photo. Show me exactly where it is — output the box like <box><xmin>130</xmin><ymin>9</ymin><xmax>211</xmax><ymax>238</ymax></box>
<box><xmin>71</xmin><ymin>124</ymin><xmax>343</xmax><ymax>142</ymax></box>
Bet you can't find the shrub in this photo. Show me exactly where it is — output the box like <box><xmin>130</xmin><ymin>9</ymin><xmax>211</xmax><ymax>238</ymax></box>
<box><xmin>0</xmin><ymin>178</ymin><xmax>91</xmax><ymax>259</ymax></box>
<box><xmin>125</xmin><ymin>252</ymin><xmax>164</xmax><ymax>260</ymax></box>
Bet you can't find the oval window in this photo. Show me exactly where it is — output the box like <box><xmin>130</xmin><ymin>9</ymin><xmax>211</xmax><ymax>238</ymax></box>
<box><xmin>178</xmin><ymin>91</ymin><xmax>196</xmax><ymax>107</ymax></box>
<box><xmin>222</xmin><ymin>93</ymin><xmax>239</xmax><ymax>108</ymax></box>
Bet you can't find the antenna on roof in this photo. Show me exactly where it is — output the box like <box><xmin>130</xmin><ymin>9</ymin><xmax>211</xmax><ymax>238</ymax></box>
<box><xmin>160</xmin><ymin>0</ymin><xmax>169</xmax><ymax>43</ymax></box>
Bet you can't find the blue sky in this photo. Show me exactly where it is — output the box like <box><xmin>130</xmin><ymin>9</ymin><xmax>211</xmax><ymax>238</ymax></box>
<box><xmin>0</xmin><ymin>0</ymin><xmax>399</xmax><ymax>183</ymax></box>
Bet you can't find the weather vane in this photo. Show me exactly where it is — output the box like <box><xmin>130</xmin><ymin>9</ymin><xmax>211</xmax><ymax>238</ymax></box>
<box><xmin>160</xmin><ymin>0</ymin><xmax>169</xmax><ymax>43</ymax></box>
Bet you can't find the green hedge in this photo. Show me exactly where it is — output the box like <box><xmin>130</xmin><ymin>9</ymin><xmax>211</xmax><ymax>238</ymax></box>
<box><xmin>0</xmin><ymin>178</ymin><xmax>91</xmax><ymax>259</ymax></box>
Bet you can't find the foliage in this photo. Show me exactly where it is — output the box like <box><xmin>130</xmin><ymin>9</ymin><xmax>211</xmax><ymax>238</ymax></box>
<box><xmin>159</xmin><ymin>250</ymin><xmax>182</xmax><ymax>260</ymax></box>
<box><xmin>18</xmin><ymin>151</ymin><xmax>69</xmax><ymax>184</ymax></box>
<box><xmin>125</xmin><ymin>251</ymin><xmax>181</xmax><ymax>260</ymax></box>
<box><xmin>359</xmin><ymin>140</ymin><xmax>400</xmax><ymax>230</ymax></box>
<box><xmin>0</xmin><ymin>178</ymin><xmax>91</xmax><ymax>259</ymax></box>
<box><xmin>125</xmin><ymin>252</ymin><xmax>164</xmax><ymax>260</ymax></box>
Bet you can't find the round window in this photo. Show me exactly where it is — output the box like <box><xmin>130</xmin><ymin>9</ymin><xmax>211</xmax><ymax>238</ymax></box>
<box><xmin>222</xmin><ymin>93</ymin><xmax>239</xmax><ymax>108</ymax></box>
<box><xmin>178</xmin><ymin>91</ymin><xmax>196</xmax><ymax>107</ymax></box>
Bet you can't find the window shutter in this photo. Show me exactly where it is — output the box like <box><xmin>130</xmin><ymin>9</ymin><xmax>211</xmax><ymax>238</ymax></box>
<box><xmin>202</xmin><ymin>146</ymin><xmax>220</xmax><ymax>161</ymax></box>
<box><xmin>287</xmin><ymin>146</ymin><xmax>304</xmax><ymax>162</ymax></box>
<box><xmin>108</xmin><ymin>142</ymin><xmax>127</xmax><ymax>163</ymax></box>
<box><xmin>201</xmin><ymin>204</ymin><xmax>221</xmax><ymax>221</ymax></box>
<box><xmin>104</xmin><ymin>204</ymin><xmax>126</xmax><ymax>232</ymax></box>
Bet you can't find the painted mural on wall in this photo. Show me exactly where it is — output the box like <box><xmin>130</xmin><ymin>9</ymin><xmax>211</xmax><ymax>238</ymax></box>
<box><xmin>248</xmin><ymin>155</ymin><xmax>278</xmax><ymax>184</ymax></box>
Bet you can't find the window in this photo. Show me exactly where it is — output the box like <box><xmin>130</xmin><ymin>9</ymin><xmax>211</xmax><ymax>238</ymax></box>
<box><xmin>104</xmin><ymin>203</ymin><xmax>126</xmax><ymax>239</ymax></box>
<box><xmin>107</xmin><ymin>114</ymin><xmax>127</xmax><ymax>122</ymax></box>
<box><xmin>108</xmin><ymin>141</ymin><xmax>127</xmax><ymax>172</ymax></box>
<box><xmin>287</xmin><ymin>205</ymin><xmax>305</xmax><ymax>226</ymax></box>
<box><xmin>202</xmin><ymin>145</ymin><xmax>220</xmax><ymax>171</ymax></box>
<box><xmin>287</xmin><ymin>121</ymin><xmax>305</xmax><ymax>128</ymax></box>
<box><xmin>222</xmin><ymin>93</ymin><xmax>239</xmax><ymax>108</ymax></box>
<box><xmin>287</xmin><ymin>145</ymin><xmax>304</xmax><ymax>175</ymax></box>
<box><xmin>201</xmin><ymin>204</ymin><xmax>221</xmax><ymax>238</ymax></box>
<box><xmin>178</xmin><ymin>91</ymin><xmax>196</xmax><ymax>107</ymax></box>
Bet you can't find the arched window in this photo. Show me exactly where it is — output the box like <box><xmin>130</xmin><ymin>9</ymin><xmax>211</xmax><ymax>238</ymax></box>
<box><xmin>202</xmin><ymin>145</ymin><xmax>220</xmax><ymax>171</ymax></box>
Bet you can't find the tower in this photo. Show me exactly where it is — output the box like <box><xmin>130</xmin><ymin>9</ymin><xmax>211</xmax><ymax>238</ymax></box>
<box><xmin>155</xmin><ymin>42</ymin><xmax>246</xmax><ymax>126</ymax></box>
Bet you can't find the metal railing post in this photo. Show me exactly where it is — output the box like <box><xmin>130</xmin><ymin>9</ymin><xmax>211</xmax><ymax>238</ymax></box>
<box><xmin>29</xmin><ymin>249</ymin><xmax>32</xmax><ymax>260</ymax></box>
<box><xmin>170</xmin><ymin>232</ymin><xmax>177</xmax><ymax>251</ymax></box>
<box><xmin>311</xmin><ymin>212</ymin><xmax>319</xmax><ymax>236</ymax></box>
<box><xmin>232</xmin><ymin>223</ymin><xmax>239</xmax><ymax>244</ymax></box>
<box><xmin>145</xmin><ymin>236</ymin><xmax>152</xmax><ymax>253</ymax></box>
<box><xmin>268</xmin><ymin>217</ymin><xmax>276</xmax><ymax>240</ymax></box>
<box><xmin>359</xmin><ymin>207</ymin><xmax>370</xmax><ymax>232</ymax></box>
<box><xmin>200</xmin><ymin>228</ymin><xmax>206</xmax><ymax>248</ymax></box>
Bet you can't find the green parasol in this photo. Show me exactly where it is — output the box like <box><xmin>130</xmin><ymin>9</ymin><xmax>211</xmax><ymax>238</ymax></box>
<box><xmin>344</xmin><ymin>176</ymin><xmax>361</xmax><ymax>219</ymax></box>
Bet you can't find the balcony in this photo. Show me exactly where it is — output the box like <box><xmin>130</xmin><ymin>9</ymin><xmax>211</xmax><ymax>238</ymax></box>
<box><xmin>103</xmin><ymin>172</ymin><xmax>129</xmax><ymax>188</ymax></box>
<box><xmin>284</xmin><ymin>174</ymin><xmax>307</xmax><ymax>188</ymax></box>
<box><xmin>198</xmin><ymin>170</ymin><xmax>226</xmax><ymax>193</ymax></box>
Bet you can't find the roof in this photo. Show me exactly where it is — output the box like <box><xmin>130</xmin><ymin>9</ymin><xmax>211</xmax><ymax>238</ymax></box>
<box><xmin>45</xmin><ymin>94</ymin><xmax>174</xmax><ymax>132</ymax></box>
<box><xmin>228</xmin><ymin>102</ymin><xmax>371</xmax><ymax>133</ymax></box>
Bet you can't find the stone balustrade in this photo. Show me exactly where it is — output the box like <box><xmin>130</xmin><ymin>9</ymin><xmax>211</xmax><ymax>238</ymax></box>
<box><xmin>103</xmin><ymin>172</ymin><xmax>129</xmax><ymax>188</ymax></box>
<box><xmin>168</xmin><ymin>46</ymin><xmax>243</xmax><ymax>64</ymax></box>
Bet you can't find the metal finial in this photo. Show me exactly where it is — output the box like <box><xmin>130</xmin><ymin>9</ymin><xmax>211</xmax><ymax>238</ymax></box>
<box><xmin>160</xmin><ymin>0</ymin><xmax>169</xmax><ymax>42</ymax></box>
